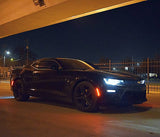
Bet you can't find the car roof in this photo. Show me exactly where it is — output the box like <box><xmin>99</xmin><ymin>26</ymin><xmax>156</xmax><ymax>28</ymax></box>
<box><xmin>34</xmin><ymin>57</ymin><xmax>81</xmax><ymax>63</ymax></box>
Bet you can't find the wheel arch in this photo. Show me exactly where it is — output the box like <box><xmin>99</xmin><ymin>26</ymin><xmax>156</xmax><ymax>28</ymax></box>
<box><xmin>11</xmin><ymin>76</ymin><xmax>27</xmax><ymax>92</ymax></box>
<box><xmin>71</xmin><ymin>78</ymin><xmax>96</xmax><ymax>102</ymax></box>
<box><xmin>10</xmin><ymin>76</ymin><xmax>20</xmax><ymax>86</ymax></box>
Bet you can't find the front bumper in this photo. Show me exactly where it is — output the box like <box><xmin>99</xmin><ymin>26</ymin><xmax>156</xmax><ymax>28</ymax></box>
<box><xmin>98</xmin><ymin>84</ymin><xmax>147</xmax><ymax>105</ymax></box>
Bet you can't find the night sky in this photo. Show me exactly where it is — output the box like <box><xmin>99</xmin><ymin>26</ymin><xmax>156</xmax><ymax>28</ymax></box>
<box><xmin>0</xmin><ymin>0</ymin><xmax>160</xmax><ymax>63</ymax></box>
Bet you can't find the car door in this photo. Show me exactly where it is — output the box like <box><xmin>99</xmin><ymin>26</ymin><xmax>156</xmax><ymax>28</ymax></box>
<box><xmin>32</xmin><ymin>60</ymin><xmax>66</xmax><ymax>97</ymax></box>
<box><xmin>30</xmin><ymin>61</ymin><xmax>43</xmax><ymax>92</ymax></box>
<box><xmin>21</xmin><ymin>65</ymin><xmax>34</xmax><ymax>92</ymax></box>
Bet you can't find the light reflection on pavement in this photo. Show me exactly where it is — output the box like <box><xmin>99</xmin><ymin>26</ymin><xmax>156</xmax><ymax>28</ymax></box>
<box><xmin>0</xmin><ymin>80</ymin><xmax>160</xmax><ymax>137</ymax></box>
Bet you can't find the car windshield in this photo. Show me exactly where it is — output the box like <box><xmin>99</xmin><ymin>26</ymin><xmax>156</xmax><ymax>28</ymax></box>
<box><xmin>57</xmin><ymin>58</ymin><xmax>95</xmax><ymax>70</ymax></box>
<box><xmin>85</xmin><ymin>61</ymin><xmax>100</xmax><ymax>69</ymax></box>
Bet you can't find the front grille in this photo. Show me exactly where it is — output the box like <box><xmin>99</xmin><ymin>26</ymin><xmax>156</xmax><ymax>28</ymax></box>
<box><xmin>122</xmin><ymin>90</ymin><xmax>146</xmax><ymax>104</ymax></box>
<box><xmin>124</xmin><ymin>80</ymin><xmax>138</xmax><ymax>85</ymax></box>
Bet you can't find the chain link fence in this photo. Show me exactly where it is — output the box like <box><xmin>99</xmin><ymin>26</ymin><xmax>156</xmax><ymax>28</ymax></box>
<box><xmin>95</xmin><ymin>58</ymin><xmax>160</xmax><ymax>94</ymax></box>
<box><xmin>0</xmin><ymin>67</ymin><xmax>11</xmax><ymax>79</ymax></box>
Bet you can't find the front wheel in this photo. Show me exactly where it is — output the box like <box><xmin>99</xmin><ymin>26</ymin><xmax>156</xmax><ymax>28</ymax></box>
<box><xmin>73</xmin><ymin>81</ymin><xmax>99</xmax><ymax>112</ymax></box>
<box><xmin>13</xmin><ymin>80</ymin><xmax>29</xmax><ymax>101</ymax></box>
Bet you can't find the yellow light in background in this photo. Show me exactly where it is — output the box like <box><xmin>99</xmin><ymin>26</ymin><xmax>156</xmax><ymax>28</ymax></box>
<box><xmin>10</xmin><ymin>58</ymin><xmax>14</xmax><ymax>61</ymax></box>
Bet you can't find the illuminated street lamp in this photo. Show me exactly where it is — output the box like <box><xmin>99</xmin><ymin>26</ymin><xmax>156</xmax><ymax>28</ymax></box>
<box><xmin>4</xmin><ymin>51</ymin><xmax>10</xmax><ymax>67</ymax></box>
<box><xmin>10</xmin><ymin>58</ymin><xmax>14</xmax><ymax>61</ymax></box>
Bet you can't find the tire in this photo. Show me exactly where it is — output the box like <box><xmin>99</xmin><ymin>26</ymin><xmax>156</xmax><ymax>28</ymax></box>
<box><xmin>73</xmin><ymin>81</ymin><xmax>98</xmax><ymax>112</ymax></box>
<box><xmin>13</xmin><ymin>80</ymin><xmax>29</xmax><ymax>101</ymax></box>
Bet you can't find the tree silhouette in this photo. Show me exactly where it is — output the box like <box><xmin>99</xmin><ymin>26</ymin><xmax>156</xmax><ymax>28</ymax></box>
<box><xmin>12</xmin><ymin>45</ymin><xmax>38</xmax><ymax>66</ymax></box>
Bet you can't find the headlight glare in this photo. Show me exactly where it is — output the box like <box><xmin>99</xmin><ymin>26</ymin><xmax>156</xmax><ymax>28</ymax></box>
<box><xmin>104</xmin><ymin>78</ymin><xmax>124</xmax><ymax>86</ymax></box>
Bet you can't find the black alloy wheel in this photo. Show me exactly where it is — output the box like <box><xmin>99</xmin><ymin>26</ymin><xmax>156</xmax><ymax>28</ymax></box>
<box><xmin>73</xmin><ymin>81</ymin><xmax>98</xmax><ymax>112</ymax></box>
<box><xmin>13</xmin><ymin>80</ymin><xmax>29</xmax><ymax>101</ymax></box>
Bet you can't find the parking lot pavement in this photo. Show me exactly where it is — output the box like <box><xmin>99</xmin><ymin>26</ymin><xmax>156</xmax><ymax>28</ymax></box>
<box><xmin>142</xmin><ymin>93</ymin><xmax>160</xmax><ymax>108</ymax></box>
<box><xmin>0</xmin><ymin>80</ymin><xmax>12</xmax><ymax>97</ymax></box>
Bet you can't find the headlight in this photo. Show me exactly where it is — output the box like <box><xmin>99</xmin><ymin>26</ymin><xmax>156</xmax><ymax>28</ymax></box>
<box><xmin>137</xmin><ymin>80</ymin><xmax>145</xmax><ymax>84</ymax></box>
<box><xmin>104</xmin><ymin>78</ymin><xmax>124</xmax><ymax>86</ymax></box>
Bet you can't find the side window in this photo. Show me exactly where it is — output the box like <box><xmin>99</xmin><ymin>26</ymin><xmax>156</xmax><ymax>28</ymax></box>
<box><xmin>32</xmin><ymin>61</ymin><xmax>59</xmax><ymax>70</ymax></box>
<box><xmin>32</xmin><ymin>62</ymin><xmax>39</xmax><ymax>69</ymax></box>
<box><xmin>49</xmin><ymin>61</ymin><xmax>59</xmax><ymax>70</ymax></box>
<box><xmin>37</xmin><ymin>62</ymin><xmax>49</xmax><ymax>69</ymax></box>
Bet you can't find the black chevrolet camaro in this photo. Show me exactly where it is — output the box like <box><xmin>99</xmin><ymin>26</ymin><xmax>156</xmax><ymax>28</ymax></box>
<box><xmin>10</xmin><ymin>58</ymin><xmax>147</xmax><ymax>112</ymax></box>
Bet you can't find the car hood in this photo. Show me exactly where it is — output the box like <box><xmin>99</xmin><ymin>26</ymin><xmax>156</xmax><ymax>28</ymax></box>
<box><xmin>89</xmin><ymin>69</ymin><xmax>141</xmax><ymax>80</ymax></box>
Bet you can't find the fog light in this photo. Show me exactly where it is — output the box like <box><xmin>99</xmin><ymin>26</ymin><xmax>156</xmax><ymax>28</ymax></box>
<box><xmin>107</xmin><ymin>90</ymin><xmax>116</xmax><ymax>93</ymax></box>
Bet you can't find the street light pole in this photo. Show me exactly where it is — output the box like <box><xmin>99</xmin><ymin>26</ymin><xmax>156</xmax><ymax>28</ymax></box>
<box><xmin>3</xmin><ymin>55</ymin><xmax>5</xmax><ymax>67</ymax></box>
<box><xmin>26</xmin><ymin>45</ymin><xmax>29</xmax><ymax>65</ymax></box>
<box><xmin>26</xmin><ymin>39</ymin><xmax>29</xmax><ymax>65</ymax></box>
<box><xmin>3</xmin><ymin>51</ymin><xmax>10</xmax><ymax>67</ymax></box>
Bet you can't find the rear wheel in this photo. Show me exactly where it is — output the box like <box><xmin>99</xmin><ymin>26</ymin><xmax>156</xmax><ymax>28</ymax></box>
<box><xmin>13</xmin><ymin>80</ymin><xmax>29</xmax><ymax>101</ymax></box>
<box><xmin>73</xmin><ymin>81</ymin><xmax>98</xmax><ymax>112</ymax></box>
